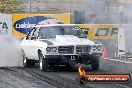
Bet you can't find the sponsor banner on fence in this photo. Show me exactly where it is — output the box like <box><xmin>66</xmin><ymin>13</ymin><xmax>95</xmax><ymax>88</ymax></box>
<box><xmin>12</xmin><ymin>14</ymin><xmax>70</xmax><ymax>38</ymax></box>
<box><xmin>0</xmin><ymin>14</ymin><xmax>12</xmax><ymax>37</ymax></box>
<box><xmin>78</xmin><ymin>24</ymin><xmax>119</xmax><ymax>40</ymax></box>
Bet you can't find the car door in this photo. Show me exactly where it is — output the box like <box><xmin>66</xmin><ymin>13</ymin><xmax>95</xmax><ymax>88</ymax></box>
<box><xmin>22</xmin><ymin>27</ymin><xmax>38</xmax><ymax>59</ymax></box>
<box><xmin>28</xmin><ymin>27</ymin><xmax>40</xmax><ymax>60</ymax></box>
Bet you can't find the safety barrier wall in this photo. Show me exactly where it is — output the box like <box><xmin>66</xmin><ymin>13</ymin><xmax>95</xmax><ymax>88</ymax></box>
<box><xmin>0</xmin><ymin>13</ymin><xmax>131</xmax><ymax>40</ymax></box>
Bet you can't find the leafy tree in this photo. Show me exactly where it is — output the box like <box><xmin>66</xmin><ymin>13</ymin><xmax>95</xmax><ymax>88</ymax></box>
<box><xmin>0</xmin><ymin>0</ymin><xmax>24</xmax><ymax>13</ymax></box>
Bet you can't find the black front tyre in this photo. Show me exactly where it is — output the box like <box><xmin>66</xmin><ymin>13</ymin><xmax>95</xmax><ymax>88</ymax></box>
<box><xmin>39</xmin><ymin>54</ymin><xmax>47</xmax><ymax>71</ymax></box>
<box><xmin>90</xmin><ymin>55</ymin><xmax>100</xmax><ymax>71</ymax></box>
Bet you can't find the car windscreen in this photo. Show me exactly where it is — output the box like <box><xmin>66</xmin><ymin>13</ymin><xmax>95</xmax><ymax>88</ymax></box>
<box><xmin>38</xmin><ymin>26</ymin><xmax>87</xmax><ymax>39</ymax></box>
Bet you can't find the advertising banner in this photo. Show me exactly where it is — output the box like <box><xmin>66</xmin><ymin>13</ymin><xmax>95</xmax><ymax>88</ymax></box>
<box><xmin>12</xmin><ymin>14</ymin><xmax>70</xmax><ymax>38</ymax></box>
<box><xmin>0</xmin><ymin>14</ymin><xmax>12</xmax><ymax>37</ymax></box>
<box><xmin>78</xmin><ymin>24</ymin><xmax>119</xmax><ymax>40</ymax></box>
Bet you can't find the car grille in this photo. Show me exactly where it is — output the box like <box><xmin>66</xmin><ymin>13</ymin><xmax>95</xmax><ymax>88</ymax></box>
<box><xmin>58</xmin><ymin>46</ymin><xmax>74</xmax><ymax>54</ymax></box>
<box><xmin>76</xmin><ymin>45</ymin><xmax>91</xmax><ymax>54</ymax></box>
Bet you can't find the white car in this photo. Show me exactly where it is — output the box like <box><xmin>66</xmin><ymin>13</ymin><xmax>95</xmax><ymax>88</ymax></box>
<box><xmin>21</xmin><ymin>24</ymin><xmax>103</xmax><ymax>71</ymax></box>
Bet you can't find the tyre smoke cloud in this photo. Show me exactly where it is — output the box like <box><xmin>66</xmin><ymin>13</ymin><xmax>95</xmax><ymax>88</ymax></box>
<box><xmin>0</xmin><ymin>36</ymin><xmax>23</xmax><ymax>67</ymax></box>
<box><xmin>85</xmin><ymin>0</ymin><xmax>132</xmax><ymax>58</ymax></box>
<box><xmin>118</xmin><ymin>4</ymin><xmax>132</xmax><ymax>57</ymax></box>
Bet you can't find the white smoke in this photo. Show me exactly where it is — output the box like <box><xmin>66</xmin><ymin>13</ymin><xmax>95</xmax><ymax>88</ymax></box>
<box><xmin>0</xmin><ymin>36</ymin><xmax>23</xmax><ymax>67</ymax></box>
<box><xmin>118</xmin><ymin>3</ymin><xmax>132</xmax><ymax>56</ymax></box>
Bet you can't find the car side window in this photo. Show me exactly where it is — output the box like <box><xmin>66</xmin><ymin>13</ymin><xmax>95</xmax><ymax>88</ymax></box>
<box><xmin>26</xmin><ymin>28</ymin><xmax>36</xmax><ymax>40</ymax></box>
<box><xmin>32</xmin><ymin>28</ymin><xmax>39</xmax><ymax>40</ymax></box>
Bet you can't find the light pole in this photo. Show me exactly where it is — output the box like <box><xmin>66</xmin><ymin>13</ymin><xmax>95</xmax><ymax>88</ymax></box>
<box><xmin>29</xmin><ymin>0</ymin><xmax>31</xmax><ymax>13</ymax></box>
<box><xmin>107</xmin><ymin>0</ymin><xmax>110</xmax><ymax>13</ymax></box>
<box><xmin>117</xmin><ymin>0</ymin><xmax>125</xmax><ymax>58</ymax></box>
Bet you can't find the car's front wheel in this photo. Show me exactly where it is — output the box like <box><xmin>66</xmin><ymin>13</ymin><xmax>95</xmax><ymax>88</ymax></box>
<box><xmin>39</xmin><ymin>54</ymin><xmax>47</xmax><ymax>71</ymax></box>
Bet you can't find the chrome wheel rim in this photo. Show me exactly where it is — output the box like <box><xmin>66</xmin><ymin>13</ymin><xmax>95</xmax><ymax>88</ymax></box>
<box><xmin>23</xmin><ymin>54</ymin><xmax>26</xmax><ymax>64</ymax></box>
<box><xmin>40</xmin><ymin>56</ymin><xmax>43</xmax><ymax>69</ymax></box>
<box><xmin>24</xmin><ymin>58</ymin><xmax>26</xmax><ymax>64</ymax></box>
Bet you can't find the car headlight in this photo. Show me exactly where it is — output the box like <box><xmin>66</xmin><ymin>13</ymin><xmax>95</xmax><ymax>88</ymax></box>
<box><xmin>52</xmin><ymin>47</ymin><xmax>57</xmax><ymax>52</ymax></box>
<box><xmin>46</xmin><ymin>47</ymin><xmax>52</xmax><ymax>52</ymax></box>
<box><xmin>92</xmin><ymin>45</ymin><xmax>97</xmax><ymax>51</ymax></box>
<box><xmin>97</xmin><ymin>45</ymin><xmax>102</xmax><ymax>51</ymax></box>
<box><xmin>46</xmin><ymin>47</ymin><xmax>57</xmax><ymax>52</ymax></box>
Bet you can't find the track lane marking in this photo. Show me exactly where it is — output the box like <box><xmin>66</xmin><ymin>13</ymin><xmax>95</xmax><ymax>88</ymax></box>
<box><xmin>105</xmin><ymin>58</ymin><xmax>132</xmax><ymax>64</ymax></box>
<box><xmin>115</xmin><ymin>84</ymin><xmax>130</xmax><ymax>88</ymax></box>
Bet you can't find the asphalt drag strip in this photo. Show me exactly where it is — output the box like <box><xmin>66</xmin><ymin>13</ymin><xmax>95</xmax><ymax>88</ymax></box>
<box><xmin>0</xmin><ymin>58</ymin><xmax>132</xmax><ymax>88</ymax></box>
<box><xmin>0</xmin><ymin>67</ymin><xmax>56</xmax><ymax>88</ymax></box>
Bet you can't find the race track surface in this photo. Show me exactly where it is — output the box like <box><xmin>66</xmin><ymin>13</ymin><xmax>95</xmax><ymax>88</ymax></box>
<box><xmin>0</xmin><ymin>58</ymin><xmax>132</xmax><ymax>88</ymax></box>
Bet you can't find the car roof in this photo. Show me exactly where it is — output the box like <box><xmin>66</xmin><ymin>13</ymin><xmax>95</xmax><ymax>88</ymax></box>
<box><xmin>34</xmin><ymin>24</ymin><xmax>77</xmax><ymax>27</ymax></box>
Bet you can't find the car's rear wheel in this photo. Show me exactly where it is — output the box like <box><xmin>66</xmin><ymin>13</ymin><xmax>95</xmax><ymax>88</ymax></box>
<box><xmin>39</xmin><ymin>54</ymin><xmax>47</xmax><ymax>71</ymax></box>
<box><xmin>22</xmin><ymin>50</ymin><xmax>35</xmax><ymax>68</ymax></box>
<box><xmin>90</xmin><ymin>55</ymin><xmax>100</xmax><ymax>71</ymax></box>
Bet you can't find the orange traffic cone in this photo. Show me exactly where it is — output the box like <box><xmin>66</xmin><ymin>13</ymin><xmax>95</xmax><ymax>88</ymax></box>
<box><xmin>102</xmin><ymin>47</ymin><xmax>108</xmax><ymax>59</ymax></box>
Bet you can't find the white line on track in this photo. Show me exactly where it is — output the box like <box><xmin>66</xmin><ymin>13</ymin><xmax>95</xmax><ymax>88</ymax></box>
<box><xmin>115</xmin><ymin>84</ymin><xmax>130</xmax><ymax>88</ymax></box>
<box><xmin>105</xmin><ymin>58</ymin><xmax>132</xmax><ymax>64</ymax></box>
